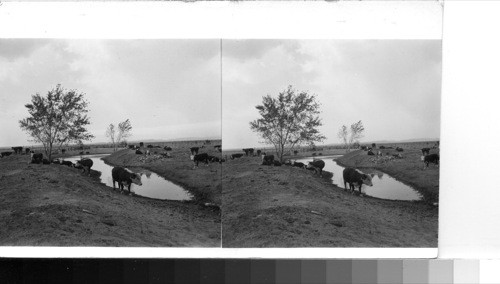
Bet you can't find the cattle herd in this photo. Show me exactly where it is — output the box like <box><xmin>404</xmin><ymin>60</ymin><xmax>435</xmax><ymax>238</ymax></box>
<box><xmin>361</xmin><ymin>144</ymin><xmax>439</xmax><ymax>169</ymax></box>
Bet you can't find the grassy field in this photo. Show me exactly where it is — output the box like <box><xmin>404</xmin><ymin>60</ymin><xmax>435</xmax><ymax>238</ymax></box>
<box><xmin>221</xmin><ymin>155</ymin><xmax>438</xmax><ymax>247</ymax></box>
<box><xmin>0</xmin><ymin>153</ymin><xmax>220</xmax><ymax>246</ymax></box>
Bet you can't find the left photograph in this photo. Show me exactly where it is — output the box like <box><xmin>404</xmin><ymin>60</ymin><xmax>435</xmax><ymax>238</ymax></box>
<box><xmin>0</xmin><ymin>39</ymin><xmax>222</xmax><ymax>247</ymax></box>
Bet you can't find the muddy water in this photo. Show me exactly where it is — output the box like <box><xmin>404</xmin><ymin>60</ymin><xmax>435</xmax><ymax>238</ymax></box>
<box><xmin>66</xmin><ymin>154</ymin><xmax>193</xmax><ymax>201</ymax></box>
<box><xmin>297</xmin><ymin>155</ymin><xmax>422</xmax><ymax>201</ymax></box>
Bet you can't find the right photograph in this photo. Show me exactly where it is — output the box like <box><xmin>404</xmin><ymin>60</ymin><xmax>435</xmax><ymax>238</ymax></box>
<box><xmin>221</xmin><ymin>40</ymin><xmax>441</xmax><ymax>248</ymax></box>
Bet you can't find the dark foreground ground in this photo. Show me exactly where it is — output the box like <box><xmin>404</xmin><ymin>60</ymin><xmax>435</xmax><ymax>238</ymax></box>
<box><xmin>0</xmin><ymin>149</ymin><xmax>221</xmax><ymax>247</ymax></box>
<box><xmin>222</xmin><ymin>153</ymin><xmax>438</xmax><ymax>248</ymax></box>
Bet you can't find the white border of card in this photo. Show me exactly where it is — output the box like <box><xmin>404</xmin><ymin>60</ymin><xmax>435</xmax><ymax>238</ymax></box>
<box><xmin>0</xmin><ymin>1</ymin><xmax>441</xmax><ymax>258</ymax></box>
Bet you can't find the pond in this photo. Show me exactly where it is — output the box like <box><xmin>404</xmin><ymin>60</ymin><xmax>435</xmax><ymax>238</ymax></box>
<box><xmin>66</xmin><ymin>154</ymin><xmax>193</xmax><ymax>201</ymax></box>
<box><xmin>296</xmin><ymin>155</ymin><xmax>422</xmax><ymax>201</ymax></box>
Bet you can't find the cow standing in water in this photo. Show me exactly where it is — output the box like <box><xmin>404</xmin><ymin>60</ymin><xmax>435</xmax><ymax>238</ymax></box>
<box><xmin>112</xmin><ymin>167</ymin><xmax>142</xmax><ymax>194</ymax></box>
<box><xmin>342</xmin><ymin>168</ymin><xmax>373</xmax><ymax>195</ymax></box>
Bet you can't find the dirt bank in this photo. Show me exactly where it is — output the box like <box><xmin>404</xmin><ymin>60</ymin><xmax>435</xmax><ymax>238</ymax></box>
<box><xmin>336</xmin><ymin>149</ymin><xmax>440</xmax><ymax>203</ymax></box>
<box><xmin>102</xmin><ymin>147</ymin><xmax>221</xmax><ymax>206</ymax></box>
<box><xmin>222</xmin><ymin>156</ymin><xmax>438</xmax><ymax>247</ymax></box>
<box><xmin>0</xmin><ymin>154</ymin><xmax>220</xmax><ymax>246</ymax></box>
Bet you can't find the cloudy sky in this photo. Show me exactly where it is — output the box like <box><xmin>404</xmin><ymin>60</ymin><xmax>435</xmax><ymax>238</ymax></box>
<box><xmin>222</xmin><ymin>40</ymin><xmax>442</xmax><ymax>150</ymax></box>
<box><xmin>0</xmin><ymin>39</ymin><xmax>221</xmax><ymax>147</ymax></box>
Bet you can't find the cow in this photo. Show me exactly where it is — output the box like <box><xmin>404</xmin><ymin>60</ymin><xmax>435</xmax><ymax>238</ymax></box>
<box><xmin>396</xmin><ymin>147</ymin><xmax>404</xmax><ymax>152</ymax></box>
<box><xmin>379</xmin><ymin>146</ymin><xmax>386</xmax><ymax>149</ymax></box>
<box><xmin>291</xmin><ymin>161</ymin><xmax>305</xmax><ymax>168</ymax></box>
<box><xmin>79</xmin><ymin>151</ymin><xmax>84</xmax><ymax>155</ymax></box>
<box><xmin>164</xmin><ymin>146</ymin><xmax>172</xmax><ymax>151</ymax></box>
<box><xmin>208</xmin><ymin>155</ymin><xmax>224</xmax><ymax>163</ymax></box>
<box><xmin>11</xmin><ymin>146</ymin><xmax>23</xmax><ymax>154</ymax></box>
<box><xmin>25</xmin><ymin>148</ymin><xmax>30</xmax><ymax>155</ymax></box>
<box><xmin>147</xmin><ymin>145</ymin><xmax>154</xmax><ymax>148</ymax></box>
<box><xmin>111</xmin><ymin>167</ymin><xmax>142</xmax><ymax>194</ymax></box>
<box><xmin>191</xmin><ymin>153</ymin><xmax>210</xmax><ymax>168</ymax></box>
<box><xmin>421</xmin><ymin>148</ymin><xmax>431</xmax><ymax>156</ymax></box>
<box><xmin>128</xmin><ymin>145</ymin><xmax>135</xmax><ymax>149</ymax></box>
<box><xmin>0</xmin><ymin>151</ymin><xmax>13</xmax><ymax>158</ymax></box>
<box><xmin>343</xmin><ymin>168</ymin><xmax>373</xmax><ymax>195</ymax></box>
<box><xmin>135</xmin><ymin>150</ymin><xmax>143</xmax><ymax>155</ymax></box>
<box><xmin>283</xmin><ymin>159</ymin><xmax>293</xmax><ymax>166</ymax></box>
<box><xmin>393</xmin><ymin>153</ymin><xmax>403</xmax><ymax>159</ymax></box>
<box><xmin>51</xmin><ymin>158</ymin><xmax>61</xmax><ymax>164</ymax></box>
<box><xmin>139</xmin><ymin>142</ymin><xmax>144</xmax><ymax>147</ymax></box>
<box><xmin>61</xmin><ymin>149</ymin><xmax>66</xmax><ymax>154</ymax></box>
<box><xmin>242</xmin><ymin>148</ymin><xmax>254</xmax><ymax>156</ymax></box>
<box><xmin>60</xmin><ymin>160</ymin><xmax>74</xmax><ymax>167</ymax></box>
<box><xmin>75</xmin><ymin>158</ymin><xmax>93</xmax><ymax>176</ymax></box>
<box><xmin>256</xmin><ymin>149</ymin><xmax>262</xmax><ymax>156</ymax></box>
<box><xmin>367</xmin><ymin>150</ymin><xmax>375</xmax><ymax>156</ymax></box>
<box><xmin>306</xmin><ymin>159</ymin><xmax>326</xmax><ymax>176</ymax></box>
<box><xmin>273</xmin><ymin>160</ymin><xmax>282</xmax><ymax>166</ymax></box>
<box><xmin>30</xmin><ymin>151</ymin><xmax>43</xmax><ymax>164</ymax></box>
<box><xmin>261</xmin><ymin>154</ymin><xmax>274</xmax><ymax>165</ymax></box>
<box><xmin>360</xmin><ymin>146</ymin><xmax>367</xmax><ymax>151</ymax></box>
<box><xmin>231</xmin><ymin>153</ymin><xmax>244</xmax><ymax>160</ymax></box>
<box><xmin>190</xmin><ymin>147</ymin><xmax>200</xmax><ymax>155</ymax></box>
<box><xmin>423</xmin><ymin>153</ymin><xmax>439</xmax><ymax>169</ymax></box>
<box><xmin>85</xmin><ymin>151</ymin><xmax>90</xmax><ymax>154</ymax></box>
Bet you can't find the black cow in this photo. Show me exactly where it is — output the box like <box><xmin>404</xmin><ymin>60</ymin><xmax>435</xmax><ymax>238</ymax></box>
<box><xmin>79</xmin><ymin>151</ymin><xmax>84</xmax><ymax>155</ymax></box>
<box><xmin>256</xmin><ymin>150</ymin><xmax>262</xmax><ymax>156</ymax></box>
<box><xmin>360</xmin><ymin>146</ymin><xmax>367</xmax><ymax>151</ymax></box>
<box><xmin>0</xmin><ymin>151</ymin><xmax>13</xmax><ymax>158</ymax></box>
<box><xmin>75</xmin><ymin>158</ymin><xmax>93</xmax><ymax>176</ymax></box>
<box><xmin>147</xmin><ymin>145</ymin><xmax>154</xmax><ymax>148</ymax></box>
<box><xmin>192</xmin><ymin>153</ymin><xmax>210</xmax><ymax>168</ymax></box>
<box><xmin>11</xmin><ymin>147</ymin><xmax>23</xmax><ymax>154</ymax></box>
<box><xmin>42</xmin><ymin>158</ymin><xmax>50</xmax><ymax>165</ymax></box>
<box><xmin>396</xmin><ymin>147</ymin><xmax>404</xmax><ymax>152</ymax></box>
<box><xmin>306</xmin><ymin>159</ymin><xmax>326</xmax><ymax>176</ymax></box>
<box><xmin>423</xmin><ymin>153</ymin><xmax>439</xmax><ymax>169</ymax></box>
<box><xmin>231</xmin><ymin>153</ymin><xmax>244</xmax><ymax>160</ymax></box>
<box><xmin>111</xmin><ymin>167</ymin><xmax>142</xmax><ymax>194</ymax></box>
<box><xmin>208</xmin><ymin>155</ymin><xmax>224</xmax><ymax>163</ymax></box>
<box><xmin>242</xmin><ymin>148</ymin><xmax>254</xmax><ymax>156</ymax></box>
<box><xmin>128</xmin><ymin>145</ymin><xmax>135</xmax><ymax>149</ymax></box>
<box><xmin>164</xmin><ymin>146</ymin><xmax>172</xmax><ymax>151</ymax></box>
<box><xmin>421</xmin><ymin>148</ymin><xmax>431</xmax><ymax>156</ymax></box>
<box><xmin>135</xmin><ymin>150</ymin><xmax>143</xmax><ymax>155</ymax></box>
<box><xmin>367</xmin><ymin>150</ymin><xmax>375</xmax><ymax>156</ymax></box>
<box><xmin>273</xmin><ymin>160</ymin><xmax>282</xmax><ymax>166</ymax></box>
<box><xmin>30</xmin><ymin>152</ymin><xmax>43</xmax><ymax>164</ymax></box>
<box><xmin>25</xmin><ymin>148</ymin><xmax>30</xmax><ymax>155</ymax></box>
<box><xmin>60</xmin><ymin>160</ymin><xmax>74</xmax><ymax>167</ymax></box>
<box><xmin>379</xmin><ymin>146</ymin><xmax>386</xmax><ymax>149</ymax></box>
<box><xmin>190</xmin><ymin>147</ymin><xmax>200</xmax><ymax>155</ymax></box>
<box><xmin>292</xmin><ymin>161</ymin><xmax>305</xmax><ymax>168</ymax></box>
<box><xmin>342</xmin><ymin>168</ymin><xmax>373</xmax><ymax>194</ymax></box>
<box><xmin>261</xmin><ymin>154</ymin><xmax>274</xmax><ymax>165</ymax></box>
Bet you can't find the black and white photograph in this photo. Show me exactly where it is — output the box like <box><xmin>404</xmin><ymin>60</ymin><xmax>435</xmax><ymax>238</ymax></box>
<box><xmin>0</xmin><ymin>39</ymin><xmax>222</xmax><ymax>247</ymax></box>
<box><xmin>221</xmin><ymin>40</ymin><xmax>441</xmax><ymax>247</ymax></box>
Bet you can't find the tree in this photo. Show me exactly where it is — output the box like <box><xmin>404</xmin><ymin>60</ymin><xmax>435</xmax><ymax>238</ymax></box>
<box><xmin>19</xmin><ymin>85</ymin><xmax>94</xmax><ymax>160</ymax></box>
<box><xmin>106</xmin><ymin>119</ymin><xmax>132</xmax><ymax>151</ymax></box>
<box><xmin>337</xmin><ymin>120</ymin><xmax>365</xmax><ymax>153</ymax></box>
<box><xmin>250</xmin><ymin>85</ymin><xmax>326</xmax><ymax>162</ymax></box>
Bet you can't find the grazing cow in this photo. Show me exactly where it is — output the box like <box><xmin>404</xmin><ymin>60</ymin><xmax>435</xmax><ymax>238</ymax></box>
<box><xmin>261</xmin><ymin>154</ymin><xmax>274</xmax><ymax>165</ymax></box>
<box><xmin>11</xmin><ymin>147</ymin><xmax>23</xmax><ymax>154</ymax></box>
<box><xmin>75</xmin><ymin>158</ymin><xmax>93</xmax><ymax>176</ymax></box>
<box><xmin>79</xmin><ymin>151</ymin><xmax>84</xmax><ymax>155</ymax></box>
<box><xmin>396</xmin><ymin>147</ymin><xmax>404</xmax><ymax>152</ymax></box>
<box><xmin>86</xmin><ymin>151</ymin><xmax>90</xmax><ymax>154</ymax></box>
<box><xmin>291</xmin><ymin>161</ymin><xmax>305</xmax><ymax>168</ymax></box>
<box><xmin>164</xmin><ymin>146</ymin><xmax>172</xmax><ymax>151</ymax></box>
<box><xmin>360</xmin><ymin>146</ymin><xmax>367</xmax><ymax>151</ymax></box>
<box><xmin>128</xmin><ymin>145</ymin><xmax>135</xmax><ymax>149</ymax></box>
<box><xmin>367</xmin><ymin>150</ymin><xmax>375</xmax><ymax>156</ymax></box>
<box><xmin>30</xmin><ymin>151</ymin><xmax>43</xmax><ymax>164</ymax></box>
<box><xmin>256</xmin><ymin>150</ymin><xmax>262</xmax><ymax>156</ymax></box>
<box><xmin>139</xmin><ymin>142</ymin><xmax>144</xmax><ymax>147</ymax></box>
<box><xmin>343</xmin><ymin>168</ymin><xmax>373</xmax><ymax>194</ymax></box>
<box><xmin>421</xmin><ymin>148</ymin><xmax>431</xmax><ymax>156</ymax></box>
<box><xmin>208</xmin><ymin>155</ymin><xmax>224</xmax><ymax>163</ymax></box>
<box><xmin>60</xmin><ymin>160</ymin><xmax>74</xmax><ymax>167</ymax></box>
<box><xmin>25</xmin><ymin>148</ymin><xmax>30</xmax><ymax>155</ymax></box>
<box><xmin>111</xmin><ymin>167</ymin><xmax>142</xmax><ymax>194</ymax></box>
<box><xmin>231</xmin><ymin>153</ymin><xmax>244</xmax><ymax>160</ymax></box>
<box><xmin>61</xmin><ymin>149</ymin><xmax>66</xmax><ymax>154</ymax></box>
<box><xmin>423</xmin><ymin>153</ymin><xmax>439</xmax><ymax>169</ymax></box>
<box><xmin>190</xmin><ymin>147</ymin><xmax>200</xmax><ymax>155</ymax></box>
<box><xmin>135</xmin><ymin>150</ymin><xmax>143</xmax><ymax>155</ymax></box>
<box><xmin>306</xmin><ymin>159</ymin><xmax>326</xmax><ymax>176</ymax></box>
<box><xmin>273</xmin><ymin>160</ymin><xmax>282</xmax><ymax>166</ymax></box>
<box><xmin>191</xmin><ymin>153</ymin><xmax>210</xmax><ymax>168</ymax></box>
<box><xmin>1</xmin><ymin>151</ymin><xmax>13</xmax><ymax>158</ymax></box>
<box><xmin>242</xmin><ymin>148</ymin><xmax>254</xmax><ymax>156</ymax></box>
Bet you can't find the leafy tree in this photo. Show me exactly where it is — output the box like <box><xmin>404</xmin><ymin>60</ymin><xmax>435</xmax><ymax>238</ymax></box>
<box><xmin>250</xmin><ymin>85</ymin><xmax>326</xmax><ymax>162</ymax></box>
<box><xmin>19</xmin><ymin>85</ymin><xmax>94</xmax><ymax>160</ymax></box>
<box><xmin>337</xmin><ymin>120</ymin><xmax>365</xmax><ymax>153</ymax></box>
<box><xmin>106</xmin><ymin>119</ymin><xmax>132</xmax><ymax>151</ymax></box>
